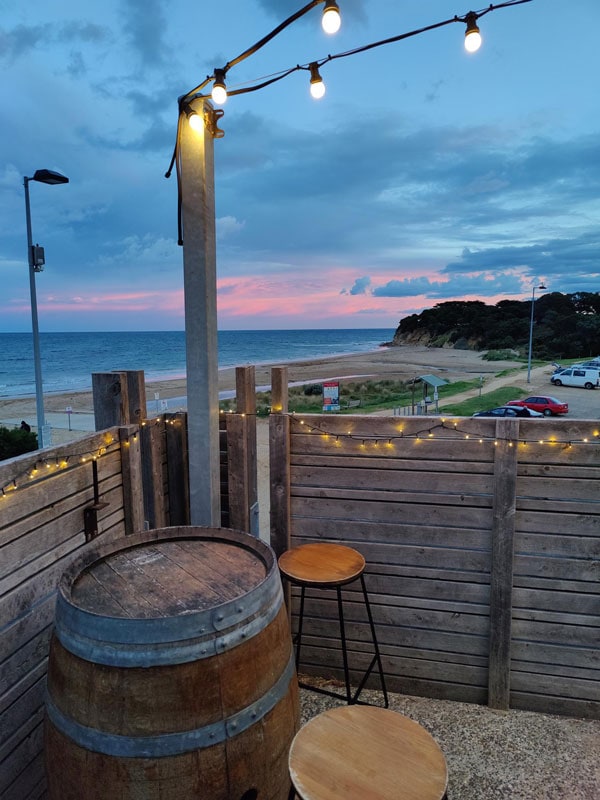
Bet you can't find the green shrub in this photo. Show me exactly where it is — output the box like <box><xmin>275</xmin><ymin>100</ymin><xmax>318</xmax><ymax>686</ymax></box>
<box><xmin>0</xmin><ymin>426</ymin><xmax>38</xmax><ymax>460</ymax></box>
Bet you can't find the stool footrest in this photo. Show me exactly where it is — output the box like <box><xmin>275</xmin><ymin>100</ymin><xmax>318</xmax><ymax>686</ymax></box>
<box><xmin>298</xmin><ymin>679</ymin><xmax>389</xmax><ymax>708</ymax></box>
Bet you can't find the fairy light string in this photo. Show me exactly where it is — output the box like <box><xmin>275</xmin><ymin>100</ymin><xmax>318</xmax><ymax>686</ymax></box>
<box><xmin>0</xmin><ymin>415</ymin><xmax>176</xmax><ymax>500</ymax></box>
<box><xmin>288</xmin><ymin>414</ymin><xmax>600</xmax><ymax>451</ymax></box>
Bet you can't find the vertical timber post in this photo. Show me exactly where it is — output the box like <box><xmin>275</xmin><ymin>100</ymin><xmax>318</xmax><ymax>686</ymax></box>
<box><xmin>179</xmin><ymin>98</ymin><xmax>220</xmax><ymax>525</ymax></box>
<box><xmin>236</xmin><ymin>366</ymin><xmax>258</xmax><ymax>535</ymax></box>
<box><xmin>488</xmin><ymin>417</ymin><xmax>519</xmax><ymax>709</ymax></box>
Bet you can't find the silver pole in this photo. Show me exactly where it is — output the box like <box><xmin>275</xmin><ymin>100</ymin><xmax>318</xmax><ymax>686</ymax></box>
<box><xmin>24</xmin><ymin>177</ymin><xmax>48</xmax><ymax>448</ymax></box>
<box><xmin>527</xmin><ymin>285</ymin><xmax>537</xmax><ymax>384</ymax></box>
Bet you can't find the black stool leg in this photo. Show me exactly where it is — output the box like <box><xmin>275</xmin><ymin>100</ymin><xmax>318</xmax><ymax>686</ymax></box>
<box><xmin>358</xmin><ymin>573</ymin><xmax>389</xmax><ymax>708</ymax></box>
<box><xmin>336</xmin><ymin>586</ymin><xmax>352</xmax><ymax>704</ymax></box>
<box><xmin>294</xmin><ymin>585</ymin><xmax>306</xmax><ymax>671</ymax></box>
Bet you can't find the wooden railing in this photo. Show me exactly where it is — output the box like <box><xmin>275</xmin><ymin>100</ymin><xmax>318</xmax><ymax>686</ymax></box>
<box><xmin>0</xmin><ymin>367</ymin><xmax>258</xmax><ymax>800</ymax></box>
<box><xmin>269</xmin><ymin>367</ymin><xmax>600</xmax><ymax>720</ymax></box>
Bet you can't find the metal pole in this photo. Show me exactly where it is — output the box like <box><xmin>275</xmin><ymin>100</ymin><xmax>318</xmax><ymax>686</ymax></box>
<box><xmin>526</xmin><ymin>285</ymin><xmax>536</xmax><ymax>384</ymax></box>
<box><xmin>24</xmin><ymin>177</ymin><xmax>48</xmax><ymax>448</ymax></box>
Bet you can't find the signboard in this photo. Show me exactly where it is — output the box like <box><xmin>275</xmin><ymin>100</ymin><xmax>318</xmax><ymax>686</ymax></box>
<box><xmin>322</xmin><ymin>381</ymin><xmax>340</xmax><ymax>412</ymax></box>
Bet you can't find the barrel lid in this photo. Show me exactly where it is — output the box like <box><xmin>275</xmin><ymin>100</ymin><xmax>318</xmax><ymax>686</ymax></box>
<box><xmin>61</xmin><ymin>527</ymin><xmax>272</xmax><ymax>620</ymax></box>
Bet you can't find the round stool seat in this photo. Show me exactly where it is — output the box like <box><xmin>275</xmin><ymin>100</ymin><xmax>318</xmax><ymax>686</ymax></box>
<box><xmin>289</xmin><ymin>705</ymin><xmax>448</xmax><ymax>800</ymax></box>
<box><xmin>278</xmin><ymin>543</ymin><xmax>365</xmax><ymax>587</ymax></box>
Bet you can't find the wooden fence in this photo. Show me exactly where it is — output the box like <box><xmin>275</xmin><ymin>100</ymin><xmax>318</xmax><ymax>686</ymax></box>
<box><xmin>0</xmin><ymin>367</ymin><xmax>257</xmax><ymax>800</ymax></box>
<box><xmin>269</xmin><ymin>368</ymin><xmax>600</xmax><ymax>719</ymax></box>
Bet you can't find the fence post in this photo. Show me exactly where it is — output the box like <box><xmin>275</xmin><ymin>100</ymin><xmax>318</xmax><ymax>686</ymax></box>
<box><xmin>140</xmin><ymin>419</ymin><xmax>167</xmax><ymax>530</ymax></box>
<box><xmin>165</xmin><ymin>412</ymin><xmax>190</xmax><ymax>525</ymax></box>
<box><xmin>236</xmin><ymin>366</ymin><xmax>258</xmax><ymax>535</ymax></box>
<box><xmin>119</xmin><ymin>424</ymin><xmax>144</xmax><ymax>534</ymax></box>
<box><xmin>93</xmin><ymin>372</ymin><xmax>130</xmax><ymax>430</ymax></box>
<box><xmin>488</xmin><ymin>417</ymin><xmax>519</xmax><ymax>709</ymax></box>
<box><xmin>269</xmin><ymin>367</ymin><xmax>290</xmax><ymax>560</ymax></box>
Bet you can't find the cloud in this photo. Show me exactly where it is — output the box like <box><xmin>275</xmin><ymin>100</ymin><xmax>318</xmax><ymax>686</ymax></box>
<box><xmin>346</xmin><ymin>276</ymin><xmax>371</xmax><ymax>295</ymax></box>
<box><xmin>121</xmin><ymin>0</ymin><xmax>169</xmax><ymax>69</ymax></box>
<box><xmin>217</xmin><ymin>215</ymin><xmax>245</xmax><ymax>240</ymax></box>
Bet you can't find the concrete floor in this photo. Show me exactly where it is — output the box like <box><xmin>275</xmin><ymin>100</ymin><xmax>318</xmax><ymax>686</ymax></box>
<box><xmin>298</xmin><ymin>682</ymin><xmax>600</xmax><ymax>800</ymax></box>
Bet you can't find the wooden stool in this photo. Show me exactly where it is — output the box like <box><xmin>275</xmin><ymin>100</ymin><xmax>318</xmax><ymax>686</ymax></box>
<box><xmin>288</xmin><ymin>705</ymin><xmax>448</xmax><ymax>800</ymax></box>
<box><xmin>278</xmin><ymin>542</ymin><xmax>388</xmax><ymax>707</ymax></box>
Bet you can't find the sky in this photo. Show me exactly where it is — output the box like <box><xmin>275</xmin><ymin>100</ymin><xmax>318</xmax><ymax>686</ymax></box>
<box><xmin>1</xmin><ymin>0</ymin><xmax>598</xmax><ymax>332</ymax></box>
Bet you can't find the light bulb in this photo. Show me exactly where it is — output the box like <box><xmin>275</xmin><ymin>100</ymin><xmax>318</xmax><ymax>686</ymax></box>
<box><xmin>310</xmin><ymin>80</ymin><xmax>326</xmax><ymax>99</ymax></box>
<box><xmin>464</xmin><ymin>14</ymin><xmax>481</xmax><ymax>53</ymax></box>
<box><xmin>211</xmin><ymin>83</ymin><xmax>227</xmax><ymax>105</ymax></box>
<box><xmin>188</xmin><ymin>111</ymin><xmax>203</xmax><ymax>132</ymax></box>
<box><xmin>322</xmin><ymin>1</ymin><xmax>341</xmax><ymax>34</ymax></box>
<box><xmin>309</xmin><ymin>63</ymin><xmax>325</xmax><ymax>99</ymax></box>
<box><xmin>211</xmin><ymin>69</ymin><xmax>227</xmax><ymax>105</ymax></box>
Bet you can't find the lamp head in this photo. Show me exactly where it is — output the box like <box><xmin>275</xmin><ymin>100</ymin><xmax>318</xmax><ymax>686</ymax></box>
<box><xmin>32</xmin><ymin>169</ymin><xmax>69</xmax><ymax>185</ymax></box>
<box><xmin>309</xmin><ymin>63</ymin><xmax>326</xmax><ymax>99</ymax></box>
<box><xmin>322</xmin><ymin>0</ymin><xmax>341</xmax><ymax>35</ymax></box>
<box><xmin>464</xmin><ymin>12</ymin><xmax>481</xmax><ymax>53</ymax></box>
<box><xmin>538</xmin><ymin>284</ymin><xmax>547</xmax><ymax>290</ymax></box>
<box><xmin>211</xmin><ymin>69</ymin><xmax>228</xmax><ymax>105</ymax></box>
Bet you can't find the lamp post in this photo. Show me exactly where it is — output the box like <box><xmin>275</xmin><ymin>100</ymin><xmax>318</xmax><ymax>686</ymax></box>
<box><xmin>23</xmin><ymin>168</ymin><xmax>69</xmax><ymax>448</ymax></box>
<box><xmin>526</xmin><ymin>283</ymin><xmax>546</xmax><ymax>384</ymax></box>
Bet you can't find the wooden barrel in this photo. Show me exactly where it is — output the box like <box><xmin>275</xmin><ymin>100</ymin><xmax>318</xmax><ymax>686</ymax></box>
<box><xmin>45</xmin><ymin>526</ymin><xmax>299</xmax><ymax>800</ymax></box>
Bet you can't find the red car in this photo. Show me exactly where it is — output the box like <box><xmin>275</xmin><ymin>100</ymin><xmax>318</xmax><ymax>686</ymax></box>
<box><xmin>507</xmin><ymin>396</ymin><xmax>568</xmax><ymax>416</ymax></box>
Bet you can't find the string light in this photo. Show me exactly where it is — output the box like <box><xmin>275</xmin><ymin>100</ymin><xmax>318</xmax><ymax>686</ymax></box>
<box><xmin>322</xmin><ymin>0</ymin><xmax>341</xmax><ymax>34</ymax></box>
<box><xmin>286</xmin><ymin>415</ymin><xmax>600</xmax><ymax>451</ymax></box>
<box><xmin>309</xmin><ymin>62</ymin><xmax>326</xmax><ymax>98</ymax></box>
<box><xmin>211</xmin><ymin>68</ymin><xmax>228</xmax><ymax>105</ymax></box>
<box><xmin>464</xmin><ymin>11</ymin><xmax>482</xmax><ymax>52</ymax></box>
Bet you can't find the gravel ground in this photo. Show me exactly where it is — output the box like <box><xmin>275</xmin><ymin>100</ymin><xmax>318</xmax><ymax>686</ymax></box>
<box><xmin>298</xmin><ymin>683</ymin><xmax>600</xmax><ymax>799</ymax></box>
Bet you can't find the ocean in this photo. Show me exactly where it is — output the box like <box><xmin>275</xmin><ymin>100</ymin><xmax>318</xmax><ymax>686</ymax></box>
<box><xmin>0</xmin><ymin>329</ymin><xmax>395</xmax><ymax>399</ymax></box>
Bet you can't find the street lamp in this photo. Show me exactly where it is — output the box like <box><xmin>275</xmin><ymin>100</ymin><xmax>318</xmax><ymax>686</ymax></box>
<box><xmin>23</xmin><ymin>168</ymin><xmax>69</xmax><ymax>449</ymax></box>
<box><xmin>527</xmin><ymin>282</ymin><xmax>546</xmax><ymax>383</ymax></box>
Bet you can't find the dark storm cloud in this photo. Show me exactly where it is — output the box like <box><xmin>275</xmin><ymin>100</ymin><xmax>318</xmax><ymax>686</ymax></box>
<box><xmin>121</xmin><ymin>0</ymin><xmax>169</xmax><ymax>68</ymax></box>
<box><xmin>0</xmin><ymin>21</ymin><xmax>108</xmax><ymax>62</ymax></box>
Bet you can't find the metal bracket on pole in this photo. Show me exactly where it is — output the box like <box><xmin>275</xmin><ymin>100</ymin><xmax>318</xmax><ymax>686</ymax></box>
<box><xmin>204</xmin><ymin>108</ymin><xmax>225</xmax><ymax>138</ymax></box>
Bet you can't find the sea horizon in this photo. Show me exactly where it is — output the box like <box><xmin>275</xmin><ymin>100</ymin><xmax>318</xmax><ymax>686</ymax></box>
<box><xmin>0</xmin><ymin>328</ymin><xmax>395</xmax><ymax>399</ymax></box>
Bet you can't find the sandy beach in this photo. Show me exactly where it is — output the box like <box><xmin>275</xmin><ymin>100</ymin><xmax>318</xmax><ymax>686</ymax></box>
<box><xmin>1</xmin><ymin>343</ymin><xmax>597</xmax><ymax>441</ymax></box>
<box><xmin>0</xmin><ymin>344</ymin><xmax>521</xmax><ymax>423</ymax></box>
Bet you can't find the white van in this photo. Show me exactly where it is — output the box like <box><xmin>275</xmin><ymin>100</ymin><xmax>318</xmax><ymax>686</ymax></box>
<box><xmin>551</xmin><ymin>367</ymin><xmax>599</xmax><ymax>390</ymax></box>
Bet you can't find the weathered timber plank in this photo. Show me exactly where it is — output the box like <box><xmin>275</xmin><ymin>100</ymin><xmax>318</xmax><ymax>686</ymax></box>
<box><xmin>486</xmin><ymin>419</ymin><xmax>518</xmax><ymax>709</ymax></box>
<box><xmin>164</xmin><ymin>413</ymin><xmax>189</xmax><ymax>526</ymax></box>
<box><xmin>514</xmin><ymin>532</ymin><xmax>600</xmax><ymax>558</ymax></box>
<box><xmin>0</xmin><ymin>635</ymin><xmax>49</xmax><ymax>711</ymax></box>
<box><xmin>0</xmin><ymin>449</ymin><xmax>122</xmax><ymax>546</ymax></box>
<box><xmin>119</xmin><ymin>424</ymin><xmax>145</xmax><ymax>533</ymax></box>
<box><xmin>291</xmin><ymin>464</ymin><xmax>494</xmax><ymax>495</ymax></box>
<box><xmin>292</xmin><ymin>452</ymin><xmax>494</xmax><ymax>474</ymax></box>
<box><xmin>511</xmin><ymin>640</ymin><xmax>599</xmax><ymax>669</ymax></box>
<box><xmin>514</xmin><ymin>509</ymin><xmax>600</xmax><ymax>536</ymax></box>
<box><xmin>517</xmin><ymin>474</ymin><xmax>600</xmax><ymax>500</ymax></box>
<box><xmin>2</xmin><ymin>593</ymin><xmax>55</xmax><ymax>663</ymax></box>
<box><xmin>511</xmin><ymin>618</ymin><xmax>599</xmax><ymax>647</ymax></box>
<box><xmin>512</xmin><ymin>670</ymin><xmax>600</xmax><ymax>699</ymax></box>
<box><xmin>513</xmin><ymin>573</ymin><xmax>599</xmax><ymax>593</ymax></box>
<box><xmin>289</xmin><ymin>538</ymin><xmax>492</xmax><ymax>573</ymax></box>
<box><xmin>270</xmin><ymin>413</ymin><xmax>291</xmax><ymax>559</ymax></box>
<box><xmin>226</xmin><ymin>413</ymin><xmax>251</xmax><ymax>532</ymax></box>
<box><xmin>510</xmin><ymin>658</ymin><xmax>599</xmax><ymax>682</ymax></box>
<box><xmin>513</xmin><ymin>586</ymin><xmax>600</xmax><ymax>615</ymax></box>
<box><xmin>298</xmin><ymin>645</ymin><xmax>488</xmax><ymax>688</ymax></box>
<box><xmin>365</xmin><ymin>573</ymin><xmax>490</xmax><ymax>605</ymax></box>
<box><xmin>0</xmin><ymin>677</ymin><xmax>44</xmax><ymax>752</ymax></box>
<box><xmin>511</xmin><ymin>607</ymin><xmax>599</xmax><ymax>627</ymax></box>
<box><xmin>291</xmin><ymin>484</ymin><xmax>493</xmax><ymax>510</ymax></box>
<box><xmin>296</xmin><ymin>596</ymin><xmax>490</xmax><ymax>637</ymax></box>
<box><xmin>291</xmin><ymin>431</ymin><xmax>497</xmax><ymax>463</ymax></box>
<box><xmin>290</xmin><ymin>496</ymin><xmax>493</xmax><ymax>529</ymax></box>
<box><xmin>2</xmin><ymin>752</ymin><xmax>46</xmax><ymax>800</ymax></box>
<box><xmin>140</xmin><ymin>419</ymin><xmax>167</xmax><ymax>529</ymax></box>
<box><xmin>513</xmin><ymin>553</ymin><xmax>599</xmax><ymax>582</ymax></box>
<box><xmin>299</xmin><ymin>632</ymin><xmax>489</xmax><ymax>668</ymax></box>
<box><xmin>509</xmin><ymin>691</ymin><xmax>599</xmax><ymax>719</ymax></box>
<box><xmin>0</xmin><ymin>716</ymin><xmax>43</xmax><ymax>795</ymax></box>
<box><xmin>291</xmin><ymin>518</ymin><xmax>493</xmax><ymax>553</ymax></box>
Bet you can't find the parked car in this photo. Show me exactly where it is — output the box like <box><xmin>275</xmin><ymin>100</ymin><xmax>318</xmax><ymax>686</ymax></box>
<box><xmin>506</xmin><ymin>396</ymin><xmax>569</xmax><ymax>416</ymax></box>
<box><xmin>550</xmin><ymin>368</ymin><xmax>599</xmax><ymax>390</ymax></box>
<box><xmin>572</xmin><ymin>360</ymin><xmax>600</xmax><ymax>370</ymax></box>
<box><xmin>473</xmin><ymin>406</ymin><xmax>544</xmax><ymax>418</ymax></box>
